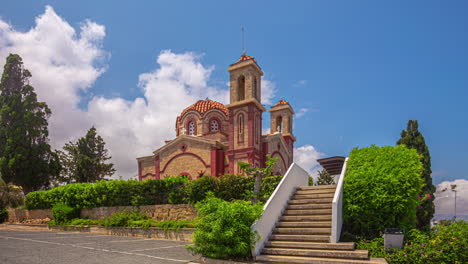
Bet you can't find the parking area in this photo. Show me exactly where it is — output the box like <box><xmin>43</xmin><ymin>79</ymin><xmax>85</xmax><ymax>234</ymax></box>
<box><xmin>0</xmin><ymin>229</ymin><xmax>196</xmax><ymax>264</ymax></box>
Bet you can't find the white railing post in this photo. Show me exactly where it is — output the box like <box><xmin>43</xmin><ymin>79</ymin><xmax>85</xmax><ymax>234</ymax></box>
<box><xmin>330</xmin><ymin>157</ymin><xmax>348</xmax><ymax>243</ymax></box>
<box><xmin>250</xmin><ymin>163</ymin><xmax>310</xmax><ymax>258</ymax></box>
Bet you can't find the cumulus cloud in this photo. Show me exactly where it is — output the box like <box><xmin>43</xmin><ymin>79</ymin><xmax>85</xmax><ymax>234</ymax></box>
<box><xmin>294</xmin><ymin>145</ymin><xmax>325</xmax><ymax>178</ymax></box>
<box><xmin>434</xmin><ymin>179</ymin><xmax>468</xmax><ymax>219</ymax></box>
<box><xmin>261</xmin><ymin>78</ymin><xmax>277</xmax><ymax>105</ymax></box>
<box><xmin>0</xmin><ymin>5</ymin><xmax>107</xmax><ymax>148</ymax></box>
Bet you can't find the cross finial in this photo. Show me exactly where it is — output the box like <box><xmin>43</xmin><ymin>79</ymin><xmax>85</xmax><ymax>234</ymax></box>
<box><xmin>242</xmin><ymin>25</ymin><xmax>246</xmax><ymax>56</ymax></box>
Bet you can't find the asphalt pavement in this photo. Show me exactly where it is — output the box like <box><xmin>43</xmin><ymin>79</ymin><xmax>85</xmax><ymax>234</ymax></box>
<box><xmin>0</xmin><ymin>229</ymin><xmax>196</xmax><ymax>264</ymax></box>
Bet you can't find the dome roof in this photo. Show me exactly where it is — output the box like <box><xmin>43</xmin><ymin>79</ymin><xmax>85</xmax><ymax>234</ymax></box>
<box><xmin>179</xmin><ymin>99</ymin><xmax>229</xmax><ymax>118</ymax></box>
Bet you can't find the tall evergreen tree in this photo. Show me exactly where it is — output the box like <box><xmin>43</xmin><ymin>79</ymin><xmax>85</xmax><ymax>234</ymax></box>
<box><xmin>0</xmin><ymin>54</ymin><xmax>60</xmax><ymax>193</ymax></box>
<box><xmin>58</xmin><ymin>127</ymin><xmax>115</xmax><ymax>183</ymax></box>
<box><xmin>397</xmin><ymin>120</ymin><xmax>435</xmax><ymax>230</ymax></box>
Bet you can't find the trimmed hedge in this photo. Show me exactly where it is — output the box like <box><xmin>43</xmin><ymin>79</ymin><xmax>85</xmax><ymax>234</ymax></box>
<box><xmin>343</xmin><ymin>145</ymin><xmax>424</xmax><ymax>239</ymax></box>
<box><xmin>25</xmin><ymin>175</ymin><xmax>282</xmax><ymax>210</ymax></box>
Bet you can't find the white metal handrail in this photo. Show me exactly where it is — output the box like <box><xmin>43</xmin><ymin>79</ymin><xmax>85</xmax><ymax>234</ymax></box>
<box><xmin>251</xmin><ymin>163</ymin><xmax>310</xmax><ymax>257</ymax></box>
<box><xmin>330</xmin><ymin>157</ymin><xmax>348</xmax><ymax>243</ymax></box>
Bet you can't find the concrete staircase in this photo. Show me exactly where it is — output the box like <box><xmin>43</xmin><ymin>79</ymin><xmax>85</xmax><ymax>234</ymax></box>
<box><xmin>256</xmin><ymin>185</ymin><xmax>387</xmax><ymax>264</ymax></box>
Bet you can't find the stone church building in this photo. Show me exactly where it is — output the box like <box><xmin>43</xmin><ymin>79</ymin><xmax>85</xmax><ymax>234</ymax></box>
<box><xmin>137</xmin><ymin>54</ymin><xmax>295</xmax><ymax>180</ymax></box>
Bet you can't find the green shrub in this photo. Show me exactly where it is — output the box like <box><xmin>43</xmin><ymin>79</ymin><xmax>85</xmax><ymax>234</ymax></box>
<box><xmin>187</xmin><ymin>193</ymin><xmax>263</xmax><ymax>259</ymax></box>
<box><xmin>184</xmin><ymin>175</ymin><xmax>217</xmax><ymax>203</ymax></box>
<box><xmin>153</xmin><ymin>219</ymin><xmax>198</xmax><ymax>231</ymax></box>
<box><xmin>68</xmin><ymin>218</ymin><xmax>100</xmax><ymax>226</ymax></box>
<box><xmin>0</xmin><ymin>208</ymin><xmax>8</xmax><ymax>223</ymax></box>
<box><xmin>259</xmin><ymin>176</ymin><xmax>283</xmax><ymax>202</ymax></box>
<box><xmin>215</xmin><ymin>174</ymin><xmax>252</xmax><ymax>201</ymax></box>
<box><xmin>357</xmin><ymin>220</ymin><xmax>468</xmax><ymax>264</ymax></box>
<box><xmin>343</xmin><ymin>145</ymin><xmax>424</xmax><ymax>239</ymax></box>
<box><xmin>52</xmin><ymin>203</ymin><xmax>79</xmax><ymax>225</ymax></box>
<box><xmin>101</xmin><ymin>210</ymin><xmax>149</xmax><ymax>228</ymax></box>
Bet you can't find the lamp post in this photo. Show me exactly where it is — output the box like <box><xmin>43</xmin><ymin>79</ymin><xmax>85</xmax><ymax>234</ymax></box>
<box><xmin>442</xmin><ymin>184</ymin><xmax>458</xmax><ymax>219</ymax></box>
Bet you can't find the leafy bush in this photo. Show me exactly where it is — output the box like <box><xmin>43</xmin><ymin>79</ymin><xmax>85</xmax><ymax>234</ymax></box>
<box><xmin>127</xmin><ymin>219</ymin><xmax>198</xmax><ymax>231</ymax></box>
<box><xmin>184</xmin><ymin>175</ymin><xmax>218</xmax><ymax>203</ymax></box>
<box><xmin>25</xmin><ymin>174</ymin><xmax>282</xmax><ymax>209</ymax></box>
<box><xmin>343</xmin><ymin>145</ymin><xmax>424</xmax><ymax>239</ymax></box>
<box><xmin>187</xmin><ymin>193</ymin><xmax>263</xmax><ymax>259</ymax></box>
<box><xmin>0</xmin><ymin>208</ymin><xmax>8</xmax><ymax>223</ymax></box>
<box><xmin>68</xmin><ymin>218</ymin><xmax>100</xmax><ymax>226</ymax></box>
<box><xmin>101</xmin><ymin>210</ymin><xmax>149</xmax><ymax>228</ymax></box>
<box><xmin>357</xmin><ymin>220</ymin><xmax>468</xmax><ymax>264</ymax></box>
<box><xmin>52</xmin><ymin>203</ymin><xmax>79</xmax><ymax>225</ymax></box>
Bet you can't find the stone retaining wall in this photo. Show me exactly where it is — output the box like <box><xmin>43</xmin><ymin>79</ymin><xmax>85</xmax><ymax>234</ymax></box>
<box><xmin>8</xmin><ymin>204</ymin><xmax>197</xmax><ymax>223</ymax></box>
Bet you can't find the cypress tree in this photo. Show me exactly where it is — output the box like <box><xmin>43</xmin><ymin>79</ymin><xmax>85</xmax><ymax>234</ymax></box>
<box><xmin>0</xmin><ymin>54</ymin><xmax>60</xmax><ymax>193</ymax></box>
<box><xmin>315</xmin><ymin>169</ymin><xmax>335</xmax><ymax>185</ymax></box>
<box><xmin>397</xmin><ymin>120</ymin><xmax>435</xmax><ymax>230</ymax></box>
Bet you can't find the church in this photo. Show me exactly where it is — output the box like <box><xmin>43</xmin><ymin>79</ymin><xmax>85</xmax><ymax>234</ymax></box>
<box><xmin>137</xmin><ymin>53</ymin><xmax>296</xmax><ymax>180</ymax></box>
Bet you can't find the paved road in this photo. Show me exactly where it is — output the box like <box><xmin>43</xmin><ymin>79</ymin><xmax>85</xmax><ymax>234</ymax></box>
<box><xmin>0</xmin><ymin>229</ymin><xmax>197</xmax><ymax>264</ymax></box>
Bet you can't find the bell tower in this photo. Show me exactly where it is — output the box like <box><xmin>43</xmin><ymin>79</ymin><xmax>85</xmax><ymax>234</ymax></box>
<box><xmin>226</xmin><ymin>54</ymin><xmax>266</xmax><ymax>174</ymax></box>
<box><xmin>270</xmin><ymin>99</ymin><xmax>296</xmax><ymax>157</ymax></box>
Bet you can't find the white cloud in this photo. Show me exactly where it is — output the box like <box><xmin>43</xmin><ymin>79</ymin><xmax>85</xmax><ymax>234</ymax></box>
<box><xmin>296</xmin><ymin>108</ymin><xmax>309</xmax><ymax>118</ymax></box>
<box><xmin>294</xmin><ymin>145</ymin><xmax>325</xmax><ymax>179</ymax></box>
<box><xmin>293</xmin><ymin>79</ymin><xmax>307</xmax><ymax>87</ymax></box>
<box><xmin>0</xmin><ymin>6</ymin><xmax>280</xmax><ymax>179</ymax></box>
<box><xmin>434</xmin><ymin>179</ymin><xmax>468</xmax><ymax>218</ymax></box>
<box><xmin>0</xmin><ymin>5</ymin><xmax>107</xmax><ymax>148</ymax></box>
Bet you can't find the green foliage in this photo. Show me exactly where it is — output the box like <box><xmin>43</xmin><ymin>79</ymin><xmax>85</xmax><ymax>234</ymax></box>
<box><xmin>0</xmin><ymin>54</ymin><xmax>61</xmax><ymax>193</ymax></box>
<box><xmin>57</xmin><ymin>127</ymin><xmax>115</xmax><ymax>184</ymax></box>
<box><xmin>397</xmin><ymin>120</ymin><xmax>435</xmax><ymax>230</ymax></box>
<box><xmin>184</xmin><ymin>175</ymin><xmax>217</xmax><ymax>203</ymax></box>
<box><xmin>127</xmin><ymin>219</ymin><xmax>198</xmax><ymax>231</ymax></box>
<box><xmin>0</xmin><ymin>182</ymin><xmax>24</xmax><ymax>209</ymax></box>
<box><xmin>357</xmin><ymin>220</ymin><xmax>468</xmax><ymax>264</ymax></box>
<box><xmin>52</xmin><ymin>203</ymin><xmax>79</xmax><ymax>225</ymax></box>
<box><xmin>343</xmin><ymin>145</ymin><xmax>424</xmax><ymax>239</ymax></box>
<box><xmin>315</xmin><ymin>169</ymin><xmax>335</xmax><ymax>185</ymax></box>
<box><xmin>238</xmin><ymin>154</ymin><xmax>278</xmax><ymax>203</ymax></box>
<box><xmin>25</xmin><ymin>174</ymin><xmax>282</xmax><ymax>209</ymax></box>
<box><xmin>0</xmin><ymin>208</ymin><xmax>8</xmax><ymax>223</ymax></box>
<box><xmin>187</xmin><ymin>193</ymin><xmax>263</xmax><ymax>259</ymax></box>
<box><xmin>68</xmin><ymin>218</ymin><xmax>100</xmax><ymax>226</ymax></box>
<box><xmin>24</xmin><ymin>177</ymin><xmax>188</xmax><ymax>209</ymax></box>
<box><xmin>101</xmin><ymin>210</ymin><xmax>149</xmax><ymax>228</ymax></box>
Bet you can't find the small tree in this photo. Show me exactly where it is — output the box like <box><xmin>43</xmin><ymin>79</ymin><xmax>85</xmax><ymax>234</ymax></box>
<box><xmin>238</xmin><ymin>154</ymin><xmax>278</xmax><ymax>204</ymax></box>
<box><xmin>58</xmin><ymin>127</ymin><xmax>115</xmax><ymax>183</ymax></box>
<box><xmin>397</xmin><ymin>120</ymin><xmax>435</xmax><ymax>230</ymax></box>
<box><xmin>0</xmin><ymin>54</ymin><xmax>61</xmax><ymax>193</ymax></box>
<box><xmin>315</xmin><ymin>169</ymin><xmax>335</xmax><ymax>185</ymax></box>
<box><xmin>0</xmin><ymin>182</ymin><xmax>24</xmax><ymax>210</ymax></box>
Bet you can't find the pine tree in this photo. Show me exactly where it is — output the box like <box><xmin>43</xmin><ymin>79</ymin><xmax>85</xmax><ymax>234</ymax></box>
<box><xmin>315</xmin><ymin>169</ymin><xmax>335</xmax><ymax>185</ymax></box>
<box><xmin>397</xmin><ymin>120</ymin><xmax>435</xmax><ymax>230</ymax></box>
<box><xmin>58</xmin><ymin>127</ymin><xmax>115</xmax><ymax>183</ymax></box>
<box><xmin>0</xmin><ymin>54</ymin><xmax>60</xmax><ymax>193</ymax></box>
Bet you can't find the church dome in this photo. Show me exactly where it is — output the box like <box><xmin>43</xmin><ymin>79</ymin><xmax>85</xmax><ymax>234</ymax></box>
<box><xmin>179</xmin><ymin>99</ymin><xmax>229</xmax><ymax>118</ymax></box>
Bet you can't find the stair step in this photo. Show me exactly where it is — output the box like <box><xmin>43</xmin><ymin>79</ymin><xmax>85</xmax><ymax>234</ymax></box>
<box><xmin>281</xmin><ymin>215</ymin><xmax>332</xmax><ymax>222</ymax></box>
<box><xmin>289</xmin><ymin>198</ymin><xmax>333</xmax><ymax>204</ymax></box>
<box><xmin>265</xmin><ymin>241</ymin><xmax>355</xmax><ymax>250</ymax></box>
<box><xmin>297</xmin><ymin>185</ymin><xmax>337</xmax><ymax>191</ymax></box>
<box><xmin>256</xmin><ymin>255</ymin><xmax>388</xmax><ymax>264</ymax></box>
<box><xmin>274</xmin><ymin>228</ymin><xmax>331</xmax><ymax>235</ymax></box>
<box><xmin>284</xmin><ymin>209</ymin><xmax>332</xmax><ymax>216</ymax></box>
<box><xmin>277</xmin><ymin>221</ymin><xmax>331</xmax><ymax>228</ymax></box>
<box><xmin>294</xmin><ymin>193</ymin><xmax>335</xmax><ymax>199</ymax></box>
<box><xmin>295</xmin><ymin>189</ymin><xmax>336</xmax><ymax>195</ymax></box>
<box><xmin>288</xmin><ymin>204</ymin><xmax>332</xmax><ymax>210</ymax></box>
<box><xmin>270</xmin><ymin>234</ymin><xmax>330</xmax><ymax>242</ymax></box>
<box><xmin>261</xmin><ymin>248</ymin><xmax>369</xmax><ymax>260</ymax></box>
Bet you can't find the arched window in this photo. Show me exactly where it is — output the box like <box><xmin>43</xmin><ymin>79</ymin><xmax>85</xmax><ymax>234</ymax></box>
<box><xmin>188</xmin><ymin>121</ymin><xmax>196</xmax><ymax>136</ymax></box>
<box><xmin>276</xmin><ymin>116</ymin><xmax>283</xmax><ymax>133</ymax></box>
<box><xmin>237</xmin><ymin>75</ymin><xmax>245</xmax><ymax>101</ymax></box>
<box><xmin>253</xmin><ymin>77</ymin><xmax>257</xmax><ymax>99</ymax></box>
<box><xmin>238</xmin><ymin>114</ymin><xmax>244</xmax><ymax>143</ymax></box>
<box><xmin>210</xmin><ymin>119</ymin><xmax>219</xmax><ymax>132</ymax></box>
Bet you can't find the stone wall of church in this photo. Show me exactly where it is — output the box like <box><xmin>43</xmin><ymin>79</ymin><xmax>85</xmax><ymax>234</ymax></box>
<box><xmin>158</xmin><ymin>140</ymin><xmax>212</xmax><ymax>178</ymax></box>
<box><xmin>265</xmin><ymin>136</ymin><xmax>292</xmax><ymax>176</ymax></box>
<box><xmin>140</xmin><ymin>157</ymin><xmax>155</xmax><ymax>178</ymax></box>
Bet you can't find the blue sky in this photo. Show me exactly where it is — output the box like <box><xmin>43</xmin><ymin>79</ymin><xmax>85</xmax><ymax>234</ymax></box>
<box><xmin>1</xmin><ymin>1</ymin><xmax>468</xmax><ymax>187</ymax></box>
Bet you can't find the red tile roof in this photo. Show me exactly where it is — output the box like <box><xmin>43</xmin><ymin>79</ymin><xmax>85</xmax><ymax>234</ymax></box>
<box><xmin>180</xmin><ymin>99</ymin><xmax>229</xmax><ymax>117</ymax></box>
<box><xmin>274</xmin><ymin>99</ymin><xmax>289</xmax><ymax>106</ymax></box>
<box><xmin>236</xmin><ymin>54</ymin><xmax>256</xmax><ymax>63</ymax></box>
